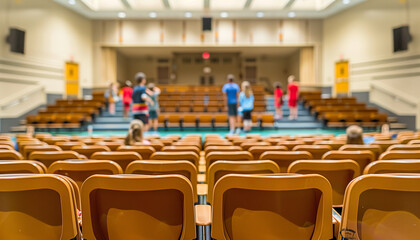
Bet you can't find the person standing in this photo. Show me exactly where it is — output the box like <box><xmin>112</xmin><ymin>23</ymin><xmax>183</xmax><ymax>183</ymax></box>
<box><xmin>287</xmin><ymin>75</ymin><xmax>299</xmax><ymax>120</ymax></box>
<box><xmin>147</xmin><ymin>83</ymin><xmax>161</xmax><ymax>133</ymax></box>
<box><xmin>239</xmin><ymin>81</ymin><xmax>254</xmax><ymax>133</ymax></box>
<box><xmin>104</xmin><ymin>83</ymin><xmax>119</xmax><ymax>115</ymax></box>
<box><xmin>274</xmin><ymin>82</ymin><xmax>284</xmax><ymax>120</ymax></box>
<box><xmin>121</xmin><ymin>80</ymin><xmax>133</xmax><ymax>119</ymax></box>
<box><xmin>132</xmin><ymin>72</ymin><xmax>153</xmax><ymax>132</ymax></box>
<box><xmin>222</xmin><ymin>74</ymin><xmax>240</xmax><ymax>135</ymax></box>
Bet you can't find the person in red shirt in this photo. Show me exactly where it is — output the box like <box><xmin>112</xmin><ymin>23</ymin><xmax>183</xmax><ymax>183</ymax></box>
<box><xmin>121</xmin><ymin>80</ymin><xmax>133</xmax><ymax>119</ymax></box>
<box><xmin>274</xmin><ymin>82</ymin><xmax>283</xmax><ymax>120</ymax></box>
<box><xmin>287</xmin><ymin>75</ymin><xmax>299</xmax><ymax>120</ymax></box>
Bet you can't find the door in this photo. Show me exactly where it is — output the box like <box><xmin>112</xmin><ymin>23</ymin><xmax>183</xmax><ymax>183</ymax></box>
<box><xmin>65</xmin><ymin>62</ymin><xmax>79</xmax><ymax>97</ymax></box>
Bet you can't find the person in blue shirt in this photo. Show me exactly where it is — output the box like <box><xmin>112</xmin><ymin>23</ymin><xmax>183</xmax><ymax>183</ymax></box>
<box><xmin>222</xmin><ymin>74</ymin><xmax>240</xmax><ymax>134</ymax></box>
<box><xmin>239</xmin><ymin>81</ymin><xmax>254</xmax><ymax>133</ymax></box>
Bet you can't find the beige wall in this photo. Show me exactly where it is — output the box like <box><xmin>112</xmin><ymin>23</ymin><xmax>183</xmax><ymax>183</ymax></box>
<box><xmin>0</xmin><ymin>0</ymin><xmax>93</xmax><ymax>94</ymax></box>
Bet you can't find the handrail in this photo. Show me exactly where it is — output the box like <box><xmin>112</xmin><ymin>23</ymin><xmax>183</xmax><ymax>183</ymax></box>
<box><xmin>0</xmin><ymin>83</ymin><xmax>44</xmax><ymax>109</ymax></box>
<box><xmin>370</xmin><ymin>81</ymin><xmax>418</xmax><ymax>108</ymax></box>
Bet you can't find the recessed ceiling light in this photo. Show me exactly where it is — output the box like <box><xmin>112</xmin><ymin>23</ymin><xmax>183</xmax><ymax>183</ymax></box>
<box><xmin>343</xmin><ymin>0</ymin><xmax>351</xmax><ymax>4</ymax></box>
<box><xmin>118</xmin><ymin>12</ymin><xmax>126</xmax><ymax>18</ymax></box>
<box><xmin>184</xmin><ymin>12</ymin><xmax>192</xmax><ymax>18</ymax></box>
<box><xmin>256</xmin><ymin>12</ymin><xmax>264</xmax><ymax>18</ymax></box>
<box><xmin>220</xmin><ymin>12</ymin><xmax>228</xmax><ymax>18</ymax></box>
<box><xmin>68</xmin><ymin>0</ymin><xmax>76</xmax><ymax>5</ymax></box>
<box><xmin>149</xmin><ymin>12</ymin><xmax>157</xmax><ymax>18</ymax></box>
<box><xmin>288</xmin><ymin>11</ymin><xmax>296</xmax><ymax>18</ymax></box>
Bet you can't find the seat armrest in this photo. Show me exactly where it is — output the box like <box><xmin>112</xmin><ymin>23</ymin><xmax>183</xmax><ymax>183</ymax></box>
<box><xmin>195</xmin><ymin>205</ymin><xmax>212</xmax><ymax>226</ymax></box>
<box><xmin>197</xmin><ymin>183</ymin><xmax>208</xmax><ymax>196</ymax></box>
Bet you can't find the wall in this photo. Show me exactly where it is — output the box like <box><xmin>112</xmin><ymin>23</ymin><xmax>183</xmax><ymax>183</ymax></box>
<box><xmin>0</xmin><ymin>0</ymin><xmax>93</xmax><ymax>94</ymax></box>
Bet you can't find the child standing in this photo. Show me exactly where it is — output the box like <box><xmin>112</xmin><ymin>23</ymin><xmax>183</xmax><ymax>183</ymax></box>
<box><xmin>287</xmin><ymin>75</ymin><xmax>299</xmax><ymax>120</ymax></box>
<box><xmin>239</xmin><ymin>81</ymin><xmax>254</xmax><ymax>133</ymax></box>
<box><xmin>147</xmin><ymin>83</ymin><xmax>161</xmax><ymax>133</ymax></box>
<box><xmin>121</xmin><ymin>81</ymin><xmax>133</xmax><ymax>119</ymax></box>
<box><xmin>274</xmin><ymin>82</ymin><xmax>283</xmax><ymax>120</ymax></box>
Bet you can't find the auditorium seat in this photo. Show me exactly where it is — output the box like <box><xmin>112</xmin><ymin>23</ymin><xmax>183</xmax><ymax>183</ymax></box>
<box><xmin>210</xmin><ymin>174</ymin><xmax>332</xmax><ymax>240</ymax></box>
<box><xmin>378</xmin><ymin>150</ymin><xmax>420</xmax><ymax>160</ymax></box>
<box><xmin>23</xmin><ymin>145</ymin><xmax>62</xmax><ymax>159</ymax></box>
<box><xmin>204</xmin><ymin>146</ymin><xmax>242</xmax><ymax>155</ymax></box>
<box><xmin>117</xmin><ymin>145</ymin><xmax>156</xmax><ymax>159</ymax></box>
<box><xmin>136</xmin><ymin>141</ymin><xmax>164</xmax><ymax>151</ymax></box>
<box><xmin>0</xmin><ymin>160</ymin><xmax>46</xmax><ymax>174</ymax></box>
<box><xmin>204</xmin><ymin>141</ymin><xmax>233</xmax><ymax>148</ymax></box>
<box><xmin>0</xmin><ymin>140</ymin><xmax>14</xmax><ymax>148</ymax></box>
<box><xmin>55</xmin><ymin>141</ymin><xmax>85</xmax><ymax>150</ymax></box>
<box><xmin>322</xmin><ymin>150</ymin><xmax>375</xmax><ymax>172</ymax></box>
<box><xmin>214</xmin><ymin>115</ymin><xmax>228</xmax><ymax>127</ymax></box>
<box><xmin>259</xmin><ymin>151</ymin><xmax>313</xmax><ymax>172</ymax></box>
<box><xmin>340</xmin><ymin>174</ymin><xmax>420</xmax><ymax>240</ymax></box>
<box><xmin>42</xmin><ymin>136</ymin><xmax>70</xmax><ymax>145</ymax></box>
<box><xmin>18</xmin><ymin>140</ymin><xmax>46</xmax><ymax>153</ymax></box>
<box><xmin>206</xmin><ymin>151</ymin><xmax>253</xmax><ymax>168</ymax></box>
<box><xmin>126</xmin><ymin>160</ymin><xmax>198</xmax><ymax>202</ymax></box>
<box><xmin>313</xmin><ymin>140</ymin><xmax>346</xmax><ymax>150</ymax></box>
<box><xmin>198</xmin><ymin>115</ymin><xmax>213</xmax><ymax>128</ymax></box>
<box><xmin>29</xmin><ymin>151</ymin><xmax>83</xmax><ymax>167</ymax></box>
<box><xmin>205</xmin><ymin>160</ymin><xmax>280</xmax><ymax>204</ymax></box>
<box><xmin>288</xmin><ymin>160</ymin><xmax>360</xmax><ymax>206</ymax></box>
<box><xmin>162</xmin><ymin>146</ymin><xmax>201</xmax><ymax>155</ymax></box>
<box><xmin>387</xmin><ymin>144</ymin><xmax>420</xmax><ymax>151</ymax></box>
<box><xmin>339</xmin><ymin>144</ymin><xmax>382</xmax><ymax>159</ymax></box>
<box><xmin>81</xmin><ymin>175</ymin><xmax>196</xmax><ymax>240</ymax></box>
<box><xmin>0</xmin><ymin>150</ymin><xmax>23</xmax><ymax>160</ymax></box>
<box><xmin>240</xmin><ymin>141</ymin><xmax>270</xmax><ymax>151</ymax></box>
<box><xmin>151</xmin><ymin>151</ymin><xmax>200</xmax><ymax>167</ymax></box>
<box><xmin>292</xmin><ymin>145</ymin><xmax>332</xmax><ymax>159</ymax></box>
<box><xmin>97</xmin><ymin>141</ymin><xmax>123</xmax><ymax>151</ymax></box>
<box><xmin>364</xmin><ymin>160</ymin><xmax>420</xmax><ymax>174</ymax></box>
<box><xmin>0</xmin><ymin>145</ymin><xmax>14</xmax><ymax>150</ymax></box>
<box><xmin>172</xmin><ymin>141</ymin><xmax>201</xmax><ymax>149</ymax></box>
<box><xmin>276</xmin><ymin>140</ymin><xmax>306</xmax><ymax>150</ymax></box>
<box><xmin>48</xmin><ymin>159</ymin><xmax>123</xmax><ymax>189</ymax></box>
<box><xmin>0</xmin><ymin>174</ymin><xmax>81</xmax><ymax>239</ymax></box>
<box><xmin>90</xmin><ymin>151</ymin><xmax>142</xmax><ymax>170</ymax></box>
<box><xmin>370</xmin><ymin>140</ymin><xmax>401</xmax><ymax>152</ymax></box>
<box><xmin>71</xmin><ymin>145</ymin><xmax>111</xmax><ymax>158</ymax></box>
<box><xmin>248</xmin><ymin>146</ymin><xmax>288</xmax><ymax>160</ymax></box>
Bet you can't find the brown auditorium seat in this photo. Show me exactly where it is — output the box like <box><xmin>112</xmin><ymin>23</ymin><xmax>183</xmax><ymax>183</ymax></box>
<box><xmin>167</xmin><ymin>114</ymin><xmax>181</xmax><ymax>128</ymax></box>
<box><xmin>0</xmin><ymin>141</ymin><xmax>14</xmax><ymax>148</ymax></box>
<box><xmin>161</xmin><ymin>146</ymin><xmax>201</xmax><ymax>155</ymax></box>
<box><xmin>340</xmin><ymin>174</ymin><xmax>420</xmax><ymax>240</ymax></box>
<box><xmin>42</xmin><ymin>136</ymin><xmax>70</xmax><ymax>145</ymax></box>
<box><xmin>29</xmin><ymin>151</ymin><xmax>83</xmax><ymax>167</ymax></box>
<box><xmin>364</xmin><ymin>160</ymin><xmax>420</xmax><ymax>174</ymax></box>
<box><xmin>55</xmin><ymin>141</ymin><xmax>85</xmax><ymax>150</ymax></box>
<box><xmin>288</xmin><ymin>160</ymin><xmax>360</xmax><ymax>207</ymax></box>
<box><xmin>18</xmin><ymin>141</ymin><xmax>45</xmax><ymax>153</ymax></box>
<box><xmin>204</xmin><ymin>146</ymin><xmax>242</xmax><ymax>155</ymax></box>
<box><xmin>388</xmin><ymin>144</ymin><xmax>420</xmax><ymax>152</ymax></box>
<box><xmin>135</xmin><ymin>141</ymin><xmax>164</xmax><ymax>151</ymax></box>
<box><xmin>126</xmin><ymin>160</ymin><xmax>198</xmax><ymax>202</ymax></box>
<box><xmin>206</xmin><ymin>151</ymin><xmax>253</xmax><ymax>168</ymax></box>
<box><xmin>172</xmin><ymin>141</ymin><xmax>201</xmax><ymax>149</ymax></box>
<box><xmin>0</xmin><ymin>174</ymin><xmax>81</xmax><ymax>239</ymax></box>
<box><xmin>198</xmin><ymin>115</ymin><xmax>213</xmax><ymax>127</ymax></box>
<box><xmin>240</xmin><ymin>141</ymin><xmax>270</xmax><ymax>151</ymax></box>
<box><xmin>71</xmin><ymin>145</ymin><xmax>111</xmax><ymax>158</ymax></box>
<box><xmin>370</xmin><ymin>140</ymin><xmax>401</xmax><ymax>152</ymax></box>
<box><xmin>97</xmin><ymin>141</ymin><xmax>122</xmax><ymax>151</ymax></box>
<box><xmin>90</xmin><ymin>151</ymin><xmax>142</xmax><ymax>170</ymax></box>
<box><xmin>339</xmin><ymin>144</ymin><xmax>382</xmax><ymax>159</ymax></box>
<box><xmin>0</xmin><ymin>160</ymin><xmax>46</xmax><ymax>174</ymax></box>
<box><xmin>0</xmin><ymin>150</ymin><xmax>23</xmax><ymax>160</ymax></box>
<box><xmin>48</xmin><ymin>160</ymin><xmax>123</xmax><ymax>189</ymax></box>
<box><xmin>248</xmin><ymin>146</ymin><xmax>288</xmax><ymax>160</ymax></box>
<box><xmin>81</xmin><ymin>175</ymin><xmax>196</xmax><ymax>240</ymax></box>
<box><xmin>408</xmin><ymin>140</ymin><xmax>420</xmax><ymax>145</ymax></box>
<box><xmin>313</xmin><ymin>140</ymin><xmax>346</xmax><ymax>150</ymax></box>
<box><xmin>211</xmin><ymin>174</ymin><xmax>332</xmax><ymax>240</ymax></box>
<box><xmin>259</xmin><ymin>151</ymin><xmax>313</xmax><ymax>172</ymax></box>
<box><xmin>214</xmin><ymin>115</ymin><xmax>228</xmax><ymax>127</ymax></box>
<box><xmin>23</xmin><ymin>145</ymin><xmax>62</xmax><ymax>159</ymax></box>
<box><xmin>259</xmin><ymin>114</ymin><xmax>274</xmax><ymax>128</ymax></box>
<box><xmin>0</xmin><ymin>145</ymin><xmax>14</xmax><ymax>150</ymax></box>
<box><xmin>379</xmin><ymin>150</ymin><xmax>420</xmax><ymax>160</ymax></box>
<box><xmin>232</xmin><ymin>138</ymin><xmax>258</xmax><ymax>146</ymax></box>
<box><xmin>206</xmin><ymin>160</ymin><xmax>280</xmax><ymax>204</ymax></box>
<box><xmin>322</xmin><ymin>150</ymin><xmax>374</xmax><ymax>172</ymax></box>
<box><xmin>204</xmin><ymin>141</ymin><xmax>233</xmax><ymax>148</ymax></box>
<box><xmin>293</xmin><ymin>145</ymin><xmax>332</xmax><ymax>159</ymax></box>
<box><xmin>276</xmin><ymin>140</ymin><xmax>306</xmax><ymax>150</ymax></box>
<box><xmin>117</xmin><ymin>145</ymin><xmax>156</xmax><ymax>159</ymax></box>
<box><xmin>80</xmin><ymin>138</ymin><xmax>103</xmax><ymax>145</ymax></box>
<box><xmin>150</xmin><ymin>151</ymin><xmax>200</xmax><ymax>167</ymax></box>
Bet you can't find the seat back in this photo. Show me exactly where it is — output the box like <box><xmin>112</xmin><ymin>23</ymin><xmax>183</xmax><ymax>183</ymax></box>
<box><xmin>204</xmin><ymin>146</ymin><xmax>242</xmax><ymax>155</ymax></box>
<box><xmin>248</xmin><ymin>146</ymin><xmax>288</xmax><ymax>160</ymax></box>
<box><xmin>370</xmin><ymin>140</ymin><xmax>401</xmax><ymax>152</ymax></box>
<box><xmin>0</xmin><ymin>174</ymin><xmax>80</xmax><ymax>240</ymax></box>
<box><xmin>48</xmin><ymin>160</ymin><xmax>123</xmax><ymax>189</ymax></box>
<box><xmin>55</xmin><ymin>141</ymin><xmax>85</xmax><ymax>150</ymax></box>
<box><xmin>81</xmin><ymin>174</ymin><xmax>196</xmax><ymax>240</ymax></box>
<box><xmin>0</xmin><ymin>150</ymin><xmax>23</xmax><ymax>160</ymax></box>
<box><xmin>29</xmin><ymin>151</ymin><xmax>82</xmax><ymax>167</ymax></box>
<box><xmin>161</xmin><ymin>146</ymin><xmax>201</xmax><ymax>155</ymax></box>
<box><xmin>0</xmin><ymin>160</ymin><xmax>46</xmax><ymax>174</ymax></box>
<box><xmin>23</xmin><ymin>145</ymin><xmax>62</xmax><ymax>159</ymax></box>
<box><xmin>91</xmin><ymin>151</ymin><xmax>142</xmax><ymax>170</ymax></box>
<box><xmin>259</xmin><ymin>151</ymin><xmax>313</xmax><ymax>172</ymax></box>
<box><xmin>379</xmin><ymin>150</ymin><xmax>420</xmax><ymax>160</ymax></box>
<box><xmin>339</xmin><ymin>144</ymin><xmax>382</xmax><ymax>159</ymax></box>
<box><xmin>313</xmin><ymin>140</ymin><xmax>346</xmax><ymax>150</ymax></box>
<box><xmin>71</xmin><ymin>145</ymin><xmax>111</xmax><ymax>158</ymax></box>
<box><xmin>276</xmin><ymin>140</ymin><xmax>306</xmax><ymax>150</ymax></box>
<box><xmin>150</xmin><ymin>151</ymin><xmax>200</xmax><ymax>167</ymax></box>
<box><xmin>364</xmin><ymin>160</ymin><xmax>420</xmax><ymax>174</ymax></box>
<box><xmin>340</xmin><ymin>174</ymin><xmax>420</xmax><ymax>240</ymax></box>
<box><xmin>126</xmin><ymin>160</ymin><xmax>198</xmax><ymax>202</ymax></box>
<box><xmin>117</xmin><ymin>145</ymin><xmax>156</xmax><ymax>159</ymax></box>
<box><xmin>206</xmin><ymin>151</ymin><xmax>253</xmax><ymax>168</ymax></box>
<box><xmin>322</xmin><ymin>150</ymin><xmax>375</xmax><ymax>172</ymax></box>
<box><xmin>211</xmin><ymin>174</ymin><xmax>332</xmax><ymax>240</ymax></box>
<box><xmin>388</xmin><ymin>144</ymin><xmax>420</xmax><ymax>152</ymax></box>
<box><xmin>288</xmin><ymin>160</ymin><xmax>360</xmax><ymax>206</ymax></box>
<box><xmin>240</xmin><ymin>141</ymin><xmax>270</xmax><ymax>151</ymax></box>
<box><xmin>292</xmin><ymin>145</ymin><xmax>332</xmax><ymax>159</ymax></box>
<box><xmin>207</xmin><ymin>160</ymin><xmax>280</xmax><ymax>204</ymax></box>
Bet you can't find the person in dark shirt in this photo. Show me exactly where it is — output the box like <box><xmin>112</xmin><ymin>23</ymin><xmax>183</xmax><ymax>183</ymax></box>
<box><xmin>222</xmin><ymin>74</ymin><xmax>240</xmax><ymax>135</ymax></box>
<box><xmin>132</xmin><ymin>72</ymin><xmax>153</xmax><ymax>131</ymax></box>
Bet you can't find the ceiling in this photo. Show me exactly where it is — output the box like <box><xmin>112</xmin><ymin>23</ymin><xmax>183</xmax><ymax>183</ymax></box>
<box><xmin>116</xmin><ymin>46</ymin><xmax>301</xmax><ymax>58</ymax></box>
<box><xmin>55</xmin><ymin>0</ymin><xmax>366</xmax><ymax>19</ymax></box>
